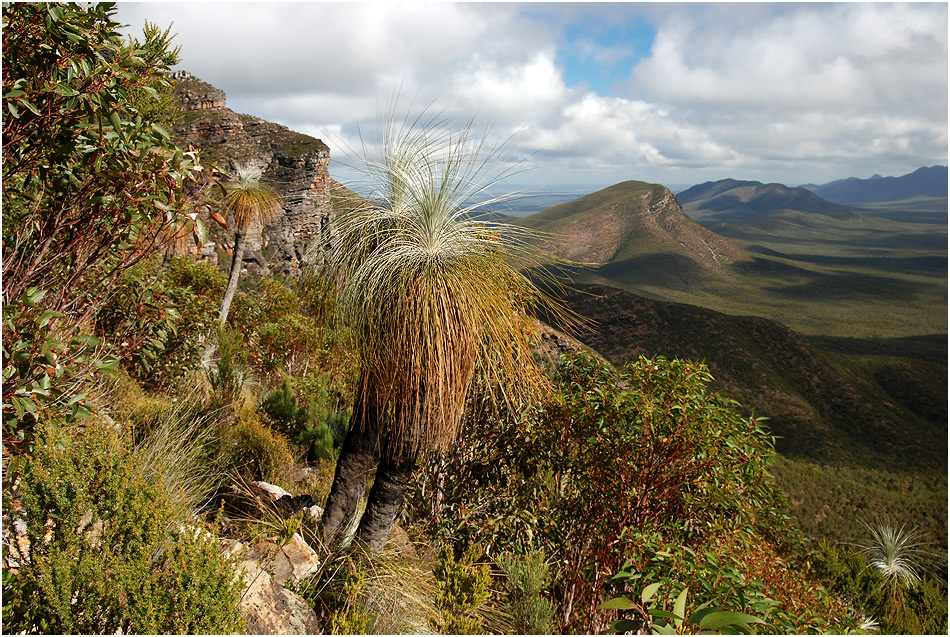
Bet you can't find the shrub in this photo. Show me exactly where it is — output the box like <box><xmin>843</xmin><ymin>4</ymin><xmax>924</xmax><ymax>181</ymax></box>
<box><xmin>1</xmin><ymin>420</ymin><xmax>244</xmax><ymax>634</ymax></box>
<box><xmin>432</xmin><ymin>544</ymin><xmax>493</xmax><ymax>634</ymax></box>
<box><xmin>228</xmin><ymin>411</ymin><xmax>297</xmax><ymax>483</ymax></box>
<box><xmin>165</xmin><ymin>256</ymin><xmax>227</xmax><ymax>299</ymax></box>
<box><xmin>94</xmin><ymin>257</ymin><xmax>220</xmax><ymax>389</ymax></box>
<box><xmin>252</xmin><ymin>311</ymin><xmax>335</xmax><ymax>379</ymax></box>
<box><xmin>501</xmin><ymin>550</ymin><xmax>556</xmax><ymax>634</ymax></box>
<box><xmin>327</xmin><ymin>558</ymin><xmax>373</xmax><ymax>635</ymax></box>
<box><xmin>408</xmin><ymin>353</ymin><xmax>796</xmax><ymax>632</ymax></box>
<box><xmin>2</xmin><ymin>2</ymin><xmax>209</xmax><ymax>319</ymax></box>
<box><xmin>227</xmin><ymin>277</ymin><xmax>297</xmax><ymax>332</ymax></box>
<box><xmin>260</xmin><ymin>377</ymin><xmax>309</xmax><ymax>436</ymax></box>
<box><xmin>259</xmin><ymin>375</ymin><xmax>347</xmax><ymax>461</ymax></box>
<box><xmin>2</xmin><ymin>288</ymin><xmax>118</xmax><ymax>451</ymax></box>
<box><xmin>295</xmin><ymin>373</ymin><xmax>352</xmax><ymax>446</ymax></box>
<box><xmin>604</xmin><ymin>528</ymin><xmax>853</xmax><ymax>633</ymax></box>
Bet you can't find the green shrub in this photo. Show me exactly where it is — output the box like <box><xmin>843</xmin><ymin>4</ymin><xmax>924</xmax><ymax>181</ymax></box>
<box><xmin>165</xmin><ymin>256</ymin><xmax>227</xmax><ymax>299</ymax></box>
<box><xmin>254</xmin><ymin>313</ymin><xmax>330</xmax><ymax>377</ymax></box>
<box><xmin>1</xmin><ymin>420</ymin><xmax>243</xmax><ymax>634</ymax></box>
<box><xmin>94</xmin><ymin>257</ymin><xmax>220</xmax><ymax>389</ymax></box>
<box><xmin>501</xmin><ymin>550</ymin><xmax>556</xmax><ymax>634</ymax></box>
<box><xmin>259</xmin><ymin>375</ymin><xmax>345</xmax><ymax>461</ymax></box>
<box><xmin>2</xmin><ymin>288</ymin><xmax>117</xmax><ymax>451</ymax></box>
<box><xmin>407</xmin><ymin>353</ymin><xmax>805</xmax><ymax>632</ymax></box>
<box><xmin>228</xmin><ymin>412</ymin><xmax>297</xmax><ymax>483</ymax></box>
<box><xmin>227</xmin><ymin>277</ymin><xmax>298</xmax><ymax>332</ymax></box>
<box><xmin>327</xmin><ymin>558</ymin><xmax>373</xmax><ymax>635</ymax></box>
<box><xmin>604</xmin><ymin>528</ymin><xmax>853</xmax><ymax>633</ymax></box>
<box><xmin>432</xmin><ymin>544</ymin><xmax>492</xmax><ymax>634</ymax></box>
<box><xmin>260</xmin><ymin>377</ymin><xmax>309</xmax><ymax>436</ymax></box>
<box><xmin>305</xmin><ymin>405</ymin><xmax>336</xmax><ymax>461</ymax></box>
<box><xmin>295</xmin><ymin>373</ymin><xmax>352</xmax><ymax>447</ymax></box>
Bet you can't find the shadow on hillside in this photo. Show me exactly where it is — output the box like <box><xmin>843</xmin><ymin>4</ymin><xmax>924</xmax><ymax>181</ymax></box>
<box><xmin>807</xmin><ymin>333</ymin><xmax>949</xmax><ymax>363</ymax></box>
<box><xmin>594</xmin><ymin>252</ymin><xmax>711</xmax><ymax>292</ymax></box>
<box><xmin>746</xmin><ymin>246</ymin><xmax>948</xmax><ymax>277</ymax></box>
<box><xmin>736</xmin><ymin>258</ymin><xmax>943</xmax><ymax>302</ymax></box>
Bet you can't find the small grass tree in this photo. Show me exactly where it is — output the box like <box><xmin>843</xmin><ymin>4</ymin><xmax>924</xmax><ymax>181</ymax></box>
<box><xmin>320</xmin><ymin>108</ymin><xmax>566</xmax><ymax>549</ymax></box>
<box><xmin>217</xmin><ymin>165</ymin><xmax>281</xmax><ymax>325</ymax></box>
<box><xmin>859</xmin><ymin>519</ymin><xmax>928</xmax><ymax>629</ymax></box>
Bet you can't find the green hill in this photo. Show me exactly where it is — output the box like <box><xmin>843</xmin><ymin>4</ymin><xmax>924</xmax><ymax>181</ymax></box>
<box><xmin>519</xmin><ymin>180</ymin><xmax>751</xmax><ymax>295</ymax></box>
<box><xmin>521</xmin><ymin>181</ymin><xmax>946</xmax><ymax>338</ymax></box>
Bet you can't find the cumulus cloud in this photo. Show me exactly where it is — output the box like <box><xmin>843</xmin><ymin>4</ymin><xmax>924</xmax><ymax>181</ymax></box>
<box><xmin>116</xmin><ymin>2</ymin><xmax>947</xmax><ymax>187</ymax></box>
<box><xmin>623</xmin><ymin>2</ymin><xmax>947</xmax><ymax>182</ymax></box>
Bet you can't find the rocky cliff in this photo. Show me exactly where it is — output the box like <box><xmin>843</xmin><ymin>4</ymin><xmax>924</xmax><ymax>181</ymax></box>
<box><xmin>170</xmin><ymin>72</ymin><xmax>334</xmax><ymax>276</ymax></box>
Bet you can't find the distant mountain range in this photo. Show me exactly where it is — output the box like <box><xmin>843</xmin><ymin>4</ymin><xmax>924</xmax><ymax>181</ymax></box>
<box><xmin>802</xmin><ymin>165</ymin><xmax>948</xmax><ymax>211</ymax></box>
<box><xmin>517</xmin><ymin>176</ymin><xmax>945</xmax><ymax>338</ymax></box>
<box><xmin>677</xmin><ymin>180</ymin><xmax>854</xmax><ymax>225</ymax></box>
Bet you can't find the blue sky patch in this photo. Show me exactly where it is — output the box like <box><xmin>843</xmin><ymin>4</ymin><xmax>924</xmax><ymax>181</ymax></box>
<box><xmin>557</xmin><ymin>18</ymin><xmax>655</xmax><ymax>95</ymax></box>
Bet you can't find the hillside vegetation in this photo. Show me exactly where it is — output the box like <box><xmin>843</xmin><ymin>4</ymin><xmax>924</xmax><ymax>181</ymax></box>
<box><xmin>528</xmin><ymin>179</ymin><xmax>946</xmax><ymax>338</ymax></box>
<box><xmin>551</xmin><ymin>285</ymin><xmax>947</xmax><ymax>563</ymax></box>
<box><xmin>3</xmin><ymin>5</ymin><xmax>945</xmax><ymax>636</ymax></box>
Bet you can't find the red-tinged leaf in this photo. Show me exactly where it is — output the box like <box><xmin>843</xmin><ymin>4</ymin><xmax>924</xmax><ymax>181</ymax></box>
<box><xmin>209</xmin><ymin>210</ymin><xmax>228</xmax><ymax>230</ymax></box>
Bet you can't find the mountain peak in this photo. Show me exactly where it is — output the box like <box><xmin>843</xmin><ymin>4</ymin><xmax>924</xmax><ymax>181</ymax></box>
<box><xmin>519</xmin><ymin>180</ymin><xmax>748</xmax><ymax>286</ymax></box>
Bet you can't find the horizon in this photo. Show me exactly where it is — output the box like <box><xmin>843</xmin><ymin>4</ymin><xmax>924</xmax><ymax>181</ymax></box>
<box><xmin>116</xmin><ymin>2</ymin><xmax>948</xmax><ymax>189</ymax></box>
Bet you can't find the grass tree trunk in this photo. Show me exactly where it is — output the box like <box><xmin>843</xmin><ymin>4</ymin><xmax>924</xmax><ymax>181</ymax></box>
<box><xmin>218</xmin><ymin>231</ymin><xmax>245</xmax><ymax>325</ymax></box>
<box><xmin>356</xmin><ymin>447</ymin><xmax>419</xmax><ymax>549</ymax></box>
<box><xmin>321</xmin><ymin>380</ymin><xmax>385</xmax><ymax>548</ymax></box>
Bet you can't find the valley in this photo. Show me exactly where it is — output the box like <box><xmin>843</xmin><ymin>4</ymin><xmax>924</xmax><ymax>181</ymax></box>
<box><xmin>521</xmin><ymin>173</ymin><xmax>947</xmax><ymax>569</ymax></box>
<box><xmin>520</xmin><ymin>178</ymin><xmax>946</xmax><ymax>338</ymax></box>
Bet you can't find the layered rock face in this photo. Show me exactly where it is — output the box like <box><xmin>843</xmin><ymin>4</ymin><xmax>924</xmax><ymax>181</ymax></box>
<box><xmin>170</xmin><ymin>72</ymin><xmax>334</xmax><ymax>275</ymax></box>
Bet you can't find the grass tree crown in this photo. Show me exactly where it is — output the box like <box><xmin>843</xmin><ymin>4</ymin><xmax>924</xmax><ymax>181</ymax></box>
<box><xmin>219</xmin><ymin>164</ymin><xmax>282</xmax><ymax>232</ymax></box>
<box><xmin>329</xmin><ymin>109</ymin><xmax>568</xmax><ymax>458</ymax></box>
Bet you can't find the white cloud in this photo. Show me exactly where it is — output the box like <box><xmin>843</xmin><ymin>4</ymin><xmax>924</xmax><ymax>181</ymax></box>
<box><xmin>115</xmin><ymin>2</ymin><xmax>947</xmax><ymax>187</ymax></box>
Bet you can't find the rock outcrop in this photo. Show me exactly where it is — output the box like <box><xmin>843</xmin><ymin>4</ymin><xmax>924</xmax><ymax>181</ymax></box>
<box><xmin>231</xmin><ymin>545</ymin><xmax>323</xmax><ymax>635</ymax></box>
<box><xmin>170</xmin><ymin>72</ymin><xmax>334</xmax><ymax>276</ymax></box>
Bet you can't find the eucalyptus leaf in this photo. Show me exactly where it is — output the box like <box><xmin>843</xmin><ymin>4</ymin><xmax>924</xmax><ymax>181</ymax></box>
<box><xmin>599</xmin><ymin>597</ymin><xmax>638</xmax><ymax>611</ymax></box>
<box><xmin>641</xmin><ymin>581</ymin><xmax>662</xmax><ymax>604</ymax></box>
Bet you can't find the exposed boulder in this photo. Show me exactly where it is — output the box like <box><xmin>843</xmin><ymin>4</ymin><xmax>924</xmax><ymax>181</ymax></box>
<box><xmin>271</xmin><ymin>533</ymin><xmax>322</xmax><ymax>586</ymax></box>
<box><xmin>235</xmin><ymin>548</ymin><xmax>323</xmax><ymax>635</ymax></box>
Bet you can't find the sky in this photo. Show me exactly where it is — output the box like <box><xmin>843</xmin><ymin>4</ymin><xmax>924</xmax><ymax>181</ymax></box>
<box><xmin>116</xmin><ymin>2</ymin><xmax>949</xmax><ymax>191</ymax></box>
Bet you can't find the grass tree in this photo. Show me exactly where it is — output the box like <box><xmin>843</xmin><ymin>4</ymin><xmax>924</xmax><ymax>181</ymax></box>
<box><xmin>217</xmin><ymin>165</ymin><xmax>281</xmax><ymax>325</ymax></box>
<box><xmin>858</xmin><ymin>519</ymin><xmax>929</xmax><ymax>630</ymax></box>
<box><xmin>321</xmin><ymin>110</ymin><xmax>566</xmax><ymax>549</ymax></box>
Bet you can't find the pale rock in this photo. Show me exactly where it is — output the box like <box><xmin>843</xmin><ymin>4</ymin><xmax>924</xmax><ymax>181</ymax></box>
<box><xmin>271</xmin><ymin>532</ymin><xmax>322</xmax><ymax>586</ymax></box>
<box><xmin>238</xmin><ymin>559</ymin><xmax>322</xmax><ymax>635</ymax></box>
<box><xmin>249</xmin><ymin>480</ymin><xmax>293</xmax><ymax>501</ymax></box>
